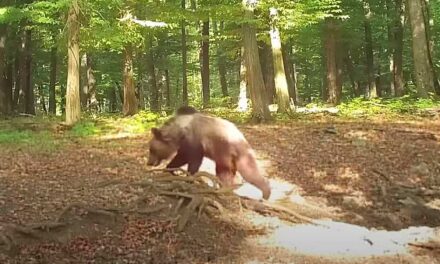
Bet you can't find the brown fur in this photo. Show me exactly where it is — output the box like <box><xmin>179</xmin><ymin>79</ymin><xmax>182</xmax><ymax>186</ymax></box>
<box><xmin>147</xmin><ymin>109</ymin><xmax>271</xmax><ymax>199</ymax></box>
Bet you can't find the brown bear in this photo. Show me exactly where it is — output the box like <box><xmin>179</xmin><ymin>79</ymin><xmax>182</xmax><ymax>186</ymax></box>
<box><xmin>147</xmin><ymin>106</ymin><xmax>271</xmax><ymax>200</ymax></box>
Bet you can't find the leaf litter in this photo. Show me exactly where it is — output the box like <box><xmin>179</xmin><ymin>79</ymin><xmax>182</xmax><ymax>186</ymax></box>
<box><xmin>1</xmin><ymin>117</ymin><xmax>440</xmax><ymax>263</ymax></box>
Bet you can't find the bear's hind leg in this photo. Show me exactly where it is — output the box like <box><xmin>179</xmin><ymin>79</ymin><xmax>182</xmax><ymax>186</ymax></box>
<box><xmin>215</xmin><ymin>162</ymin><xmax>240</xmax><ymax>187</ymax></box>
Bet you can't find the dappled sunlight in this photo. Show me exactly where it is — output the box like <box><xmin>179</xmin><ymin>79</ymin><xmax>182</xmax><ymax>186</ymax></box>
<box><xmin>98</xmin><ymin>131</ymin><xmax>141</xmax><ymax>140</ymax></box>
<box><xmin>311</xmin><ymin>169</ymin><xmax>327</xmax><ymax>180</ymax></box>
<box><xmin>257</xmin><ymin>220</ymin><xmax>437</xmax><ymax>258</ymax></box>
<box><xmin>425</xmin><ymin>199</ymin><xmax>440</xmax><ymax>210</ymax></box>
<box><xmin>338</xmin><ymin>167</ymin><xmax>360</xmax><ymax>181</ymax></box>
<box><xmin>323</xmin><ymin>184</ymin><xmax>349</xmax><ymax>194</ymax></box>
<box><xmin>344</xmin><ymin>130</ymin><xmax>379</xmax><ymax>141</ymax></box>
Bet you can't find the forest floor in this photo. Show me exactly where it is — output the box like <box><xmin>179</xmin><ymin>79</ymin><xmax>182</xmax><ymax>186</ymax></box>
<box><xmin>1</xmin><ymin>113</ymin><xmax>440</xmax><ymax>263</ymax></box>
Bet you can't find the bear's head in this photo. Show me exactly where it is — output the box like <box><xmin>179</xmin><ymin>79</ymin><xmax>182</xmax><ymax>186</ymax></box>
<box><xmin>147</xmin><ymin>127</ymin><xmax>180</xmax><ymax>166</ymax></box>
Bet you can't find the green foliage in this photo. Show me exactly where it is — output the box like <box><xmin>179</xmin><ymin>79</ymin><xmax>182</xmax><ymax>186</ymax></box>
<box><xmin>68</xmin><ymin>111</ymin><xmax>163</xmax><ymax>138</ymax></box>
<box><xmin>0</xmin><ymin>129</ymin><xmax>59</xmax><ymax>152</ymax></box>
<box><xmin>203</xmin><ymin>107</ymin><xmax>253</xmax><ymax>124</ymax></box>
<box><xmin>0</xmin><ymin>6</ymin><xmax>27</xmax><ymax>24</ymax></box>
<box><xmin>69</xmin><ymin>121</ymin><xmax>102</xmax><ymax>137</ymax></box>
<box><xmin>338</xmin><ymin>97</ymin><xmax>440</xmax><ymax>117</ymax></box>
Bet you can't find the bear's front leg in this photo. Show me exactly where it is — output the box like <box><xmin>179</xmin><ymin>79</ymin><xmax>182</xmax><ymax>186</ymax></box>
<box><xmin>166</xmin><ymin>150</ymin><xmax>188</xmax><ymax>169</ymax></box>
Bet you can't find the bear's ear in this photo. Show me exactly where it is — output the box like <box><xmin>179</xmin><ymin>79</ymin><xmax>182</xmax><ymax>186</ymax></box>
<box><xmin>151</xmin><ymin>127</ymin><xmax>162</xmax><ymax>139</ymax></box>
<box><xmin>151</xmin><ymin>127</ymin><xmax>173</xmax><ymax>142</ymax></box>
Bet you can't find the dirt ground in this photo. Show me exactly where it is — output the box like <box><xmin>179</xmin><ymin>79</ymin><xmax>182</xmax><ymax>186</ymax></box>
<box><xmin>1</xmin><ymin>117</ymin><xmax>440</xmax><ymax>263</ymax></box>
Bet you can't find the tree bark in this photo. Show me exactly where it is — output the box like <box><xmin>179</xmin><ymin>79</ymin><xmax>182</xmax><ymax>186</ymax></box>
<box><xmin>80</xmin><ymin>53</ymin><xmax>88</xmax><ymax>109</ymax></box>
<box><xmin>66</xmin><ymin>0</ymin><xmax>81</xmax><ymax>125</ymax></box>
<box><xmin>146</xmin><ymin>37</ymin><xmax>159</xmax><ymax>112</ymax></box>
<box><xmin>269</xmin><ymin>8</ymin><xmax>291</xmax><ymax>112</ymax></box>
<box><xmin>165</xmin><ymin>69</ymin><xmax>171</xmax><ymax>108</ymax></box>
<box><xmin>215</xmin><ymin>21</ymin><xmax>228</xmax><ymax>97</ymax></box>
<box><xmin>282</xmin><ymin>46</ymin><xmax>294</xmax><ymax>103</ymax></box>
<box><xmin>49</xmin><ymin>44</ymin><xmax>57</xmax><ymax>114</ymax></box>
<box><xmin>237</xmin><ymin>46</ymin><xmax>248</xmax><ymax>112</ymax></box>
<box><xmin>324</xmin><ymin>18</ymin><xmax>341</xmax><ymax>105</ymax></box>
<box><xmin>38</xmin><ymin>84</ymin><xmax>47</xmax><ymax>114</ymax></box>
<box><xmin>115</xmin><ymin>81</ymin><xmax>123</xmax><ymax>105</ymax></box>
<box><xmin>122</xmin><ymin>44</ymin><xmax>138</xmax><ymax>116</ymax></box>
<box><xmin>181</xmin><ymin>0</ymin><xmax>188</xmax><ymax>106</ymax></box>
<box><xmin>420</xmin><ymin>0</ymin><xmax>440</xmax><ymax>94</ymax></box>
<box><xmin>17</xmin><ymin>30</ymin><xmax>26</xmax><ymax>113</ymax></box>
<box><xmin>5</xmin><ymin>58</ymin><xmax>13</xmax><ymax>114</ymax></box>
<box><xmin>0</xmin><ymin>25</ymin><xmax>6</xmax><ymax>115</ymax></box>
<box><xmin>393</xmin><ymin>0</ymin><xmax>405</xmax><ymax>96</ymax></box>
<box><xmin>407</xmin><ymin>0</ymin><xmax>437</xmax><ymax>97</ymax></box>
<box><xmin>13</xmin><ymin>45</ymin><xmax>20</xmax><ymax>111</ymax></box>
<box><xmin>282</xmin><ymin>43</ymin><xmax>298</xmax><ymax>105</ymax></box>
<box><xmin>201</xmin><ymin>20</ymin><xmax>210</xmax><ymax>107</ymax></box>
<box><xmin>86</xmin><ymin>55</ymin><xmax>97</xmax><ymax>111</ymax></box>
<box><xmin>259</xmin><ymin>41</ymin><xmax>275</xmax><ymax>104</ymax></box>
<box><xmin>242</xmin><ymin>0</ymin><xmax>271</xmax><ymax>121</ymax></box>
<box><xmin>344</xmin><ymin>48</ymin><xmax>361</xmax><ymax>97</ymax></box>
<box><xmin>108</xmin><ymin>85</ymin><xmax>117</xmax><ymax>112</ymax></box>
<box><xmin>24</xmin><ymin>30</ymin><xmax>34</xmax><ymax>115</ymax></box>
<box><xmin>363</xmin><ymin>0</ymin><xmax>377</xmax><ymax>99</ymax></box>
<box><xmin>387</xmin><ymin>0</ymin><xmax>405</xmax><ymax>97</ymax></box>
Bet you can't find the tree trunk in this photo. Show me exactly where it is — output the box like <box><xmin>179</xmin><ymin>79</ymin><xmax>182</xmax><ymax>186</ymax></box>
<box><xmin>364</xmin><ymin>0</ymin><xmax>377</xmax><ymax>99</ymax></box>
<box><xmin>282</xmin><ymin>43</ymin><xmax>298</xmax><ymax>105</ymax></box>
<box><xmin>335</xmin><ymin>29</ymin><xmax>344</xmax><ymax>98</ymax></box>
<box><xmin>16</xmin><ymin>29</ymin><xmax>34</xmax><ymax>115</ymax></box>
<box><xmin>0</xmin><ymin>25</ymin><xmax>6</xmax><ymax>115</ymax></box>
<box><xmin>321</xmin><ymin>34</ymin><xmax>328</xmax><ymax>101</ymax></box>
<box><xmin>216</xmin><ymin>22</ymin><xmax>228</xmax><ymax>97</ymax></box>
<box><xmin>115</xmin><ymin>81</ymin><xmax>123</xmax><ymax>106</ymax></box>
<box><xmin>38</xmin><ymin>84</ymin><xmax>47</xmax><ymax>114</ymax></box>
<box><xmin>146</xmin><ymin>37</ymin><xmax>159</xmax><ymax>112</ymax></box>
<box><xmin>49</xmin><ymin>44</ymin><xmax>57</xmax><ymax>114</ymax></box>
<box><xmin>86</xmin><ymin>55</ymin><xmax>97</xmax><ymax>111</ymax></box>
<box><xmin>181</xmin><ymin>0</ymin><xmax>188</xmax><ymax>106</ymax></box>
<box><xmin>386</xmin><ymin>0</ymin><xmax>396</xmax><ymax>96</ymax></box>
<box><xmin>80</xmin><ymin>53</ymin><xmax>88</xmax><ymax>109</ymax></box>
<box><xmin>137</xmin><ymin>82</ymin><xmax>145</xmax><ymax>110</ymax></box>
<box><xmin>24</xmin><ymin>30</ymin><xmax>34</xmax><ymax>115</ymax></box>
<box><xmin>17</xmin><ymin>30</ymin><xmax>26</xmax><ymax>113</ymax></box>
<box><xmin>242</xmin><ymin>0</ymin><xmax>271</xmax><ymax>121</ymax></box>
<box><xmin>259</xmin><ymin>41</ymin><xmax>275</xmax><ymax>104</ymax></box>
<box><xmin>165</xmin><ymin>69</ymin><xmax>171</xmax><ymax>108</ymax></box>
<box><xmin>344</xmin><ymin>48</ymin><xmax>360</xmax><ymax>97</ymax></box>
<box><xmin>13</xmin><ymin>46</ymin><xmax>21</xmax><ymax>111</ymax></box>
<box><xmin>218</xmin><ymin>54</ymin><xmax>228</xmax><ymax>97</ymax></box>
<box><xmin>122</xmin><ymin>44</ymin><xmax>138</xmax><ymax>116</ymax></box>
<box><xmin>376</xmin><ymin>67</ymin><xmax>383</xmax><ymax>97</ymax></box>
<box><xmin>421</xmin><ymin>0</ymin><xmax>433</xmax><ymax>56</ymax></box>
<box><xmin>394</xmin><ymin>0</ymin><xmax>405</xmax><ymax>96</ymax></box>
<box><xmin>324</xmin><ymin>18</ymin><xmax>341</xmax><ymax>105</ymax></box>
<box><xmin>407</xmin><ymin>0</ymin><xmax>437</xmax><ymax>97</ymax></box>
<box><xmin>387</xmin><ymin>0</ymin><xmax>405</xmax><ymax>97</ymax></box>
<box><xmin>420</xmin><ymin>0</ymin><xmax>440</xmax><ymax>94</ymax></box>
<box><xmin>66</xmin><ymin>0</ymin><xmax>81</xmax><ymax>125</ymax></box>
<box><xmin>291</xmin><ymin>61</ymin><xmax>299</xmax><ymax>104</ymax></box>
<box><xmin>269</xmin><ymin>8</ymin><xmax>291</xmax><ymax>112</ymax></box>
<box><xmin>5</xmin><ymin>58</ymin><xmax>13</xmax><ymax>114</ymax></box>
<box><xmin>201</xmin><ymin>20</ymin><xmax>210</xmax><ymax>107</ymax></box>
<box><xmin>108</xmin><ymin>86</ymin><xmax>117</xmax><ymax>112</ymax></box>
<box><xmin>237</xmin><ymin>46</ymin><xmax>248</xmax><ymax>112</ymax></box>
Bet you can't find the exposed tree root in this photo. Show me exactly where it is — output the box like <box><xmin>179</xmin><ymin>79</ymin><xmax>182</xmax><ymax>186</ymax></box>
<box><xmin>0</xmin><ymin>168</ymin><xmax>322</xmax><ymax>256</ymax></box>
<box><xmin>409</xmin><ymin>242</ymin><xmax>440</xmax><ymax>251</ymax></box>
<box><xmin>240</xmin><ymin>197</ymin><xmax>327</xmax><ymax>226</ymax></box>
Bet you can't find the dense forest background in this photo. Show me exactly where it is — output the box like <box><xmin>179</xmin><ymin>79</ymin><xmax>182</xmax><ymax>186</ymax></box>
<box><xmin>0</xmin><ymin>0</ymin><xmax>440</xmax><ymax>124</ymax></box>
